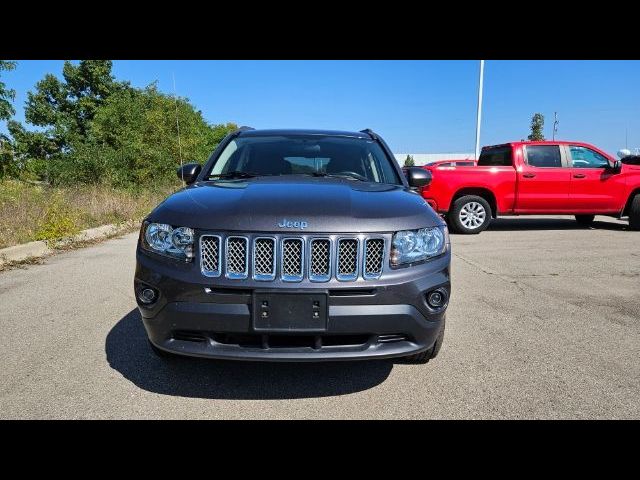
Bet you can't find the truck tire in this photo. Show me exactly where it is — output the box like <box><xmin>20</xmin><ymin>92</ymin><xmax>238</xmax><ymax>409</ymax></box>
<box><xmin>404</xmin><ymin>319</ymin><xmax>445</xmax><ymax>364</ymax></box>
<box><xmin>629</xmin><ymin>194</ymin><xmax>640</xmax><ymax>231</ymax></box>
<box><xmin>448</xmin><ymin>195</ymin><xmax>492</xmax><ymax>234</ymax></box>
<box><xmin>575</xmin><ymin>214</ymin><xmax>595</xmax><ymax>227</ymax></box>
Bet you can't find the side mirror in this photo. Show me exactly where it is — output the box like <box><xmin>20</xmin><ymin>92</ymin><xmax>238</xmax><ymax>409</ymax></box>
<box><xmin>607</xmin><ymin>159</ymin><xmax>622</xmax><ymax>173</ymax></box>
<box><xmin>404</xmin><ymin>166</ymin><xmax>432</xmax><ymax>188</ymax></box>
<box><xmin>177</xmin><ymin>163</ymin><xmax>201</xmax><ymax>184</ymax></box>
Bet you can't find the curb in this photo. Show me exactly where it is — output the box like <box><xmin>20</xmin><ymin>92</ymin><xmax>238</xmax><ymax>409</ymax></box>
<box><xmin>0</xmin><ymin>221</ymin><xmax>139</xmax><ymax>267</ymax></box>
<box><xmin>0</xmin><ymin>240</ymin><xmax>51</xmax><ymax>265</ymax></box>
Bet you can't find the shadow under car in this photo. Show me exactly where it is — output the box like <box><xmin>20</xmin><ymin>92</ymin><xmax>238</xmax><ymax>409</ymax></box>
<box><xmin>105</xmin><ymin>309</ymin><xmax>394</xmax><ymax>400</ymax></box>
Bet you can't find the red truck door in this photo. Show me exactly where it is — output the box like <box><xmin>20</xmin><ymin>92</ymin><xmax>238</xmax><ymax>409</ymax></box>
<box><xmin>516</xmin><ymin>144</ymin><xmax>572</xmax><ymax>212</ymax></box>
<box><xmin>565</xmin><ymin>145</ymin><xmax>625</xmax><ymax>213</ymax></box>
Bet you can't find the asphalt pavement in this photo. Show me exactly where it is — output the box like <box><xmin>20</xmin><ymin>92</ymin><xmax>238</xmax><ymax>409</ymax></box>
<box><xmin>1</xmin><ymin>215</ymin><xmax>638</xmax><ymax>419</ymax></box>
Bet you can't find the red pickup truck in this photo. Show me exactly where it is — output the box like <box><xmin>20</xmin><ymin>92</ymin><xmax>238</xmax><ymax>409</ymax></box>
<box><xmin>420</xmin><ymin>141</ymin><xmax>640</xmax><ymax>234</ymax></box>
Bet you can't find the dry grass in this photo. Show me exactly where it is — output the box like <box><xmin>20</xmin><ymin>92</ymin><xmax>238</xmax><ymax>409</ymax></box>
<box><xmin>0</xmin><ymin>180</ymin><xmax>177</xmax><ymax>249</ymax></box>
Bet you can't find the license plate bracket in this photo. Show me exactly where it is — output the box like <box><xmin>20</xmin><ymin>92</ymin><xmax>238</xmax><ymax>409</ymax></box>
<box><xmin>252</xmin><ymin>290</ymin><xmax>328</xmax><ymax>332</ymax></box>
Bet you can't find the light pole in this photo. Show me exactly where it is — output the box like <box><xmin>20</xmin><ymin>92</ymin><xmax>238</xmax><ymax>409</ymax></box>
<box><xmin>474</xmin><ymin>60</ymin><xmax>485</xmax><ymax>160</ymax></box>
<box><xmin>553</xmin><ymin>112</ymin><xmax>559</xmax><ymax>140</ymax></box>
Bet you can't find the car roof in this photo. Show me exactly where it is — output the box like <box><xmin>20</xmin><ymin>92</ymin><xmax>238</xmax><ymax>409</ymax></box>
<box><xmin>238</xmin><ymin>128</ymin><xmax>372</xmax><ymax>139</ymax></box>
<box><xmin>483</xmin><ymin>140</ymin><xmax>595</xmax><ymax>148</ymax></box>
<box><xmin>481</xmin><ymin>140</ymin><xmax>614</xmax><ymax>159</ymax></box>
<box><xmin>481</xmin><ymin>140</ymin><xmax>605</xmax><ymax>151</ymax></box>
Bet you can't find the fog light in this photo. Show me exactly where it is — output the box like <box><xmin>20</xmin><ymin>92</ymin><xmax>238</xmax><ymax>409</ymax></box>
<box><xmin>427</xmin><ymin>289</ymin><xmax>447</xmax><ymax>309</ymax></box>
<box><xmin>139</xmin><ymin>287</ymin><xmax>157</xmax><ymax>305</ymax></box>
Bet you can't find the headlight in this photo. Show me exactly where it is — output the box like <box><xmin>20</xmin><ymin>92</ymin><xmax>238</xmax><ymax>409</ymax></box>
<box><xmin>390</xmin><ymin>226</ymin><xmax>448</xmax><ymax>266</ymax></box>
<box><xmin>142</xmin><ymin>222</ymin><xmax>194</xmax><ymax>261</ymax></box>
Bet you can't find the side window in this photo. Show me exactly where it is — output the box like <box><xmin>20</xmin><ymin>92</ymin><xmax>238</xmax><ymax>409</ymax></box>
<box><xmin>211</xmin><ymin>140</ymin><xmax>239</xmax><ymax>174</ymax></box>
<box><xmin>526</xmin><ymin>145</ymin><xmax>562</xmax><ymax>168</ymax></box>
<box><xmin>477</xmin><ymin>147</ymin><xmax>512</xmax><ymax>166</ymax></box>
<box><xmin>569</xmin><ymin>146</ymin><xmax>609</xmax><ymax>168</ymax></box>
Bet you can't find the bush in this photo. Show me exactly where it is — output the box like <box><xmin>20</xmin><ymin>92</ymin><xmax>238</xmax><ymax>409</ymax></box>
<box><xmin>35</xmin><ymin>193</ymin><xmax>80</xmax><ymax>241</ymax></box>
<box><xmin>80</xmin><ymin>85</ymin><xmax>236</xmax><ymax>188</ymax></box>
<box><xmin>6</xmin><ymin>83</ymin><xmax>237</xmax><ymax>188</ymax></box>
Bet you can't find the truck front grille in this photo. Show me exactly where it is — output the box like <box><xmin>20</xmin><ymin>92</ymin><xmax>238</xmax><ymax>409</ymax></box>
<box><xmin>337</xmin><ymin>239</ymin><xmax>359</xmax><ymax>280</ymax></box>
<box><xmin>364</xmin><ymin>238</ymin><xmax>384</xmax><ymax>279</ymax></box>
<box><xmin>225</xmin><ymin>237</ymin><xmax>248</xmax><ymax>279</ymax></box>
<box><xmin>200</xmin><ymin>234</ymin><xmax>386</xmax><ymax>282</ymax></box>
<box><xmin>282</xmin><ymin>238</ymin><xmax>304</xmax><ymax>281</ymax></box>
<box><xmin>200</xmin><ymin>235</ymin><xmax>221</xmax><ymax>277</ymax></box>
<box><xmin>310</xmin><ymin>239</ymin><xmax>331</xmax><ymax>281</ymax></box>
<box><xmin>253</xmin><ymin>237</ymin><xmax>276</xmax><ymax>280</ymax></box>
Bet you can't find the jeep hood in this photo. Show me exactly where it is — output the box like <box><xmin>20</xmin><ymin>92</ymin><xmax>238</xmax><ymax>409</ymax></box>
<box><xmin>148</xmin><ymin>176</ymin><xmax>443</xmax><ymax>233</ymax></box>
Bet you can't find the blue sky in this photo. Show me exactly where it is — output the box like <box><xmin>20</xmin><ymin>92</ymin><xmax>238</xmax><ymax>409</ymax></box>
<box><xmin>2</xmin><ymin>60</ymin><xmax>639</xmax><ymax>156</ymax></box>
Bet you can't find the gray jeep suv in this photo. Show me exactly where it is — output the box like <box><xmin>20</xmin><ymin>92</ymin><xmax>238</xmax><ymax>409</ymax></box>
<box><xmin>135</xmin><ymin>128</ymin><xmax>450</xmax><ymax>363</ymax></box>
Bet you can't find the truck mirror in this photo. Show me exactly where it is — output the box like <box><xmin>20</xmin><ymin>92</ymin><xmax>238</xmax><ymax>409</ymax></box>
<box><xmin>404</xmin><ymin>167</ymin><xmax>432</xmax><ymax>188</ymax></box>
<box><xmin>177</xmin><ymin>163</ymin><xmax>202</xmax><ymax>184</ymax></box>
<box><xmin>607</xmin><ymin>159</ymin><xmax>622</xmax><ymax>173</ymax></box>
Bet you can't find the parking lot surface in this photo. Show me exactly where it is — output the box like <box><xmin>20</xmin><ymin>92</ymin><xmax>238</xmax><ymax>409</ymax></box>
<box><xmin>1</xmin><ymin>215</ymin><xmax>638</xmax><ymax>419</ymax></box>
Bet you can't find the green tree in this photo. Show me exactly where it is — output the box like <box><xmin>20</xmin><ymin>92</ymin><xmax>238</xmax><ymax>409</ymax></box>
<box><xmin>528</xmin><ymin>113</ymin><xmax>545</xmax><ymax>141</ymax></box>
<box><xmin>404</xmin><ymin>154</ymin><xmax>415</xmax><ymax>167</ymax></box>
<box><xmin>0</xmin><ymin>60</ymin><xmax>17</xmax><ymax>121</ymax></box>
<box><xmin>1</xmin><ymin>60</ymin><xmax>17</xmax><ymax>178</ymax></box>
<box><xmin>8</xmin><ymin>61</ymin><xmax>237</xmax><ymax>186</ymax></box>
<box><xmin>64</xmin><ymin>84</ymin><xmax>237</xmax><ymax>186</ymax></box>
<box><xmin>10</xmin><ymin>60</ymin><xmax>127</xmax><ymax>176</ymax></box>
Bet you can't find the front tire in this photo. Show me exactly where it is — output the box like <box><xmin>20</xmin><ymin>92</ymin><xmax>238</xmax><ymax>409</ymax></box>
<box><xmin>575</xmin><ymin>214</ymin><xmax>595</xmax><ymax>227</ymax></box>
<box><xmin>403</xmin><ymin>319</ymin><xmax>445</xmax><ymax>364</ymax></box>
<box><xmin>629</xmin><ymin>194</ymin><xmax>640</xmax><ymax>231</ymax></box>
<box><xmin>448</xmin><ymin>195</ymin><xmax>492</xmax><ymax>234</ymax></box>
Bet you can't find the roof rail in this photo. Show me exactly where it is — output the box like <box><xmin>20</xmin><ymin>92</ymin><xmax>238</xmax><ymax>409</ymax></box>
<box><xmin>229</xmin><ymin>126</ymin><xmax>254</xmax><ymax>139</ymax></box>
<box><xmin>359</xmin><ymin>128</ymin><xmax>378</xmax><ymax>140</ymax></box>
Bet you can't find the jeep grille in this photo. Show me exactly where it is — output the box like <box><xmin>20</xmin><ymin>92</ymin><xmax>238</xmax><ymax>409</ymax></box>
<box><xmin>200</xmin><ymin>234</ymin><xmax>386</xmax><ymax>282</ymax></box>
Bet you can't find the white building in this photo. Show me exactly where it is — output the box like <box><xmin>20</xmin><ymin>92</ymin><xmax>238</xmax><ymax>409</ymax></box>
<box><xmin>394</xmin><ymin>153</ymin><xmax>475</xmax><ymax>166</ymax></box>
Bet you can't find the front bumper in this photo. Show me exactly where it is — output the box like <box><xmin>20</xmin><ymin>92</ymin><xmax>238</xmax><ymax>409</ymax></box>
<box><xmin>135</xmin><ymin>247</ymin><xmax>450</xmax><ymax>362</ymax></box>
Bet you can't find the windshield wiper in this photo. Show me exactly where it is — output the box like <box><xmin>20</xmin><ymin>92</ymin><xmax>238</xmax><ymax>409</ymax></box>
<box><xmin>310</xmin><ymin>172</ymin><xmax>368</xmax><ymax>182</ymax></box>
<box><xmin>207</xmin><ymin>171</ymin><xmax>264</xmax><ymax>180</ymax></box>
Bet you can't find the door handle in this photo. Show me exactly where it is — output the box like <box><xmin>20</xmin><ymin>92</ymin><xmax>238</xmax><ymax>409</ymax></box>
<box><xmin>522</xmin><ymin>173</ymin><xmax>536</xmax><ymax>178</ymax></box>
<box><xmin>573</xmin><ymin>173</ymin><xmax>586</xmax><ymax>179</ymax></box>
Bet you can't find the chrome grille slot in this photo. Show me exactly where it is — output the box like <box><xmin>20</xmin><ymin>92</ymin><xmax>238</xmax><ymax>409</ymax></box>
<box><xmin>378</xmin><ymin>334</ymin><xmax>408</xmax><ymax>343</ymax></box>
<box><xmin>337</xmin><ymin>238</ymin><xmax>359</xmax><ymax>281</ymax></box>
<box><xmin>309</xmin><ymin>239</ymin><xmax>331</xmax><ymax>282</ymax></box>
<box><xmin>253</xmin><ymin>237</ymin><xmax>276</xmax><ymax>281</ymax></box>
<box><xmin>225</xmin><ymin>237</ymin><xmax>248</xmax><ymax>279</ymax></box>
<box><xmin>173</xmin><ymin>331</ymin><xmax>207</xmax><ymax>343</ymax></box>
<box><xmin>281</xmin><ymin>238</ymin><xmax>304</xmax><ymax>281</ymax></box>
<box><xmin>200</xmin><ymin>235</ymin><xmax>221</xmax><ymax>277</ymax></box>
<box><xmin>364</xmin><ymin>238</ymin><xmax>384</xmax><ymax>279</ymax></box>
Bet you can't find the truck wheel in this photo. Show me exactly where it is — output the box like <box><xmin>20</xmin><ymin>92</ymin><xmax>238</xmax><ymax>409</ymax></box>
<box><xmin>403</xmin><ymin>319</ymin><xmax>445</xmax><ymax>364</ymax></box>
<box><xmin>575</xmin><ymin>214</ymin><xmax>595</xmax><ymax>227</ymax></box>
<box><xmin>448</xmin><ymin>195</ymin><xmax>492</xmax><ymax>234</ymax></box>
<box><xmin>629</xmin><ymin>195</ymin><xmax>640</xmax><ymax>231</ymax></box>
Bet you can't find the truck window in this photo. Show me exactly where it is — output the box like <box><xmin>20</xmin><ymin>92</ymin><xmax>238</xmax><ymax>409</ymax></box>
<box><xmin>477</xmin><ymin>147</ymin><xmax>512</xmax><ymax>166</ymax></box>
<box><xmin>526</xmin><ymin>145</ymin><xmax>562</xmax><ymax>168</ymax></box>
<box><xmin>569</xmin><ymin>146</ymin><xmax>609</xmax><ymax>168</ymax></box>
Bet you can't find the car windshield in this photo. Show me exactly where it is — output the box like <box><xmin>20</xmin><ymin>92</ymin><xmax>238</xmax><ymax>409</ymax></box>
<box><xmin>207</xmin><ymin>135</ymin><xmax>401</xmax><ymax>184</ymax></box>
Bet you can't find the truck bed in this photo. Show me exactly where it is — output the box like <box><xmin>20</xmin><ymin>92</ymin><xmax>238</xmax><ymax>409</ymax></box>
<box><xmin>421</xmin><ymin>165</ymin><xmax>517</xmax><ymax>214</ymax></box>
